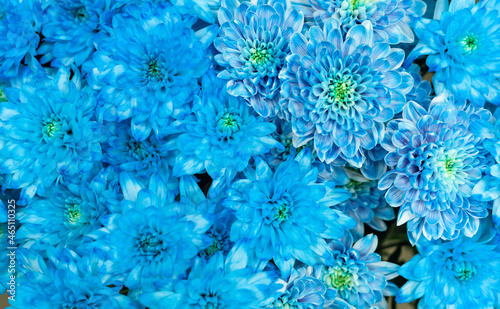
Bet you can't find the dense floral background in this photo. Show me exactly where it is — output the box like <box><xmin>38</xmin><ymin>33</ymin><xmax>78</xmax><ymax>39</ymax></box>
<box><xmin>1</xmin><ymin>0</ymin><xmax>500</xmax><ymax>308</ymax></box>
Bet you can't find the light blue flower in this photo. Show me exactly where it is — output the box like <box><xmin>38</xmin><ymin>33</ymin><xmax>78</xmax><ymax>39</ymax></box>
<box><xmin>335</xmin><ymin>168</ymin><xmax>395</xmax><ymax>240</ymax></box>
<box><xmin>279</xmin><ymin>19</ymin><xmax>412</xmax><ymax>178</ymax></box>
<box><xmin>91</xmin><ymin>173</ymin><xmax>212</xmax><ymax>290</ymax></box>
<box><xmin>223</xmin><ymin>147</ymin><xmax>356</xmax><ymax>277</ymax></box>
<box><xmin>12</xmin><ymin>247</ymin><xmax>138</xmax><ymax>309</ymax></box>
<box><xmin>173</xmin><ymin>70</ymin><xmax>283</xmax><ymax>188</ymax></box>
<box><xmin>405</xmin><ymin>0</ymin><xmax>500</xmax><ymax>106</ymax></box>
<box><xmin>84</xmin><ymin>2</ymin><xmax>218</xmax><ymax>141</ymax></box>
<box><xmin>397</xmin><ymin>231</ymin><xmax>500</xmax><ymax>308</ymax></box>
<box><xmin>311</xmin><ymin>234</ymin><xmax>399</xmax><ymax>308</ymax></box>
<box><xmin>139</xmin><ymin>249</ymin><xmax>282</xmax><ymax>309</ymax></box>
<box><xmin>214</xmin><ymin>0</ymin><xmax>304</xmax><ymax>117</ymax></box>
<box><xmin>38</xmin><ymin>0</ymin><xmax>113</xmax><ymax>67</ymax></box>
<box><xmin>379</xmin><ymin>95</ymin><xmax>492</xmax><ymax>243</ymax></box>
<box><xmin>309</xmin><ymin>0</ymin><xmax>426</xmax><ymax>44</ymax></box>
<box><xmin>0</xmin><ymin>0</ymin><xmax>43</xmax><ymax>78</ymax></box>
<box><xmin>0</xmin><ymin>68</ymin><xmax>103</xmax><ymax>205</ymax></box>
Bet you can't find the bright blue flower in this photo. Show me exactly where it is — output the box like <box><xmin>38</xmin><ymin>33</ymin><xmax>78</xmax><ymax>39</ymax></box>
<box><xmin>139</xmin><ymin>250</ymin><xmax>282</xmax><ymax>309</ymax></box>
<box><xmin>12</xmin><ymin>247</ymin><xmax>138</xmax><ymax>309</ymax></box>
<box><xmin>311</xmin><ymin>234</ymin><xmax>399</xmax><ymax>308</ymax></box>
<box><xmin>0</xmin><ymin>0</ymin><xmax>43</xmax><ymax>78</ymax></box>
<box><xmin>335</xmin><ymin>169</ymin><xmax>395</xmax><ymax>239</ymax></box>
<box><xmin>173</xmin><ymin>71</ymin><xmax>283</xmax><ymax>187</ymax></box>
<box><xmin>403</xmin><ymin>63</ymin><xmax>433</xmax><ymax>110</ymax></box>
<box><xmin>38</xmin><ymin>0</ymin><xmax>113</xmax><ymax>67</ymax></box>
<box><xmin>397</xmin><ymin>231</ymin><xmax>500</xmax><ymax>308</ymax></box>
<box><xmin>85</xmin><ymin>2</ymin><xmax>218</xmax><ymax>141</ymax></box>
<box><xmin>0</xmin><ymin>68</ymin><xmax>103</xmax><ymax>205</ymax></box>
<box><xmin>405</xmin><ymin>0</ymin><xmax>500</xmax><ymax>106</ymax></box>
<box><xmin>279</xmin><ymin>19</ymin><xmax>413</xmax><ymax>176</ymax></box>
<box><xmin>103</xmin><ymin>120</ymin><xmax>178</xmax><ymax>182</ymax></box>
<box><xmin>379</xmin><ymin>95</ymin><xmax>492</xmax><ymax>243</ymax></box>
<box><xmin>92</xmin><ymin>173</ymin><xmax>212</xmax><ymax>290</ymax></box>
<box><xmin>214</xmin><ymin>0</ymin><xmax>304</xmax><ymax>117</ymax></box>
<box><xmin>17</xmin><ymin>167</ymin><xmax>121</xmax><ymax>251</ymax></box>
<box><xmin>223</xmin><ymin>147</ymin><xmax>356</xmax><ymax>277</ymax></box>
<box><xmin>309</xmin><ymin>0</ymin><xmax>426</xmax><ymax>44</ymax></box>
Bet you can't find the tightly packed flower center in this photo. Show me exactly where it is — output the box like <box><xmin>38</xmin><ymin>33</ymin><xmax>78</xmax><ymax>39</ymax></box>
<box><xmin>195</xmin><ymin>292</ymin><xmax>219</xmax><ymax>309</ymax></box>
<box><xmin>65</xmin><ymin>204</ymin><xmax>82</xmax><ymax>224</ymax></box>
<box><xmin>43</xmin><ymin>117</ymin><xmax>64</xmax><ymax>139</ymax></box>
<box><xmin>137</xmin><ymin>233</ymin><xmax>163</xmax><ymax>256</ymax></box>
<box><xmin>323</xmin><ymin>267</ymin><xmax>357</xmax><ymax>290</ymax></box>
<box><xmin>146</xmin><ymin>60</ymin><xmax>164</xmax><ymax>80</ymax></box>
<box><xmin>205</xmin><ymin>238</ymin><xmax>221</xmax><ymax>257</ymax></box>
<box><xmin>460</xmin><ymin>34</ymin><xmax>478</xmax><ymax>53</ymax></box>
<box><xmin>250</xmin><ymin>46</ymin><xmax>273</xmax><ymax>66</ymax></box>
<box><xmin>217</xmin><ymin>112</ymin><xmax>242</xmax><ymax>135</ymax></box>
<box><xmin>273</xmin><ymin>294</ymin><xmax>297</xmax><ymax>309</ymax></box>
<box><xmin>452</xmin><ymin>261</ymin><xmax>477</xmax><ymax>281</ymax></box>
<box><xmin>73</xmin><ymin>7</ymin><xmax>89</xmax><ymax>22</ymax></box>
<box><xmin>322</xmin><ymin>73</ymin><xmax>358</xmax><ymax>113</ymax></box>
<box><xmin>273</xmin><ymin>202</ymin><xmax>290</xmax><ymax>222</ymax></box>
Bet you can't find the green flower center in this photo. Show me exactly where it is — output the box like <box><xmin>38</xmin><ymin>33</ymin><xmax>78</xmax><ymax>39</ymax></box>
<box><xmin>0</xmin><ymin>87</ymin><xmax>7</xmax><ymax>103</ymax></box>
<box><xmin>461</xmin><ymin>34</ymin><xmax>478</xmax><ymax>53</ymax></box>
<box><xmin>73</xmin><ymin>7</ymin><xmax>89</xmax><ymax>22</ymax></box>
<box><xmin>249</xmin><ymin>46</ymin><xmax>272</xmax><ymax>67</ymax></box>
<box><xmin>65</xmin><ymin>204</ymin><xmax>82</xmax><ymax>224</ymax></box>
<box><xmin>453</xmin><ymin>261</ymin><xmax>476</xmax><ymax>281</ymax></box>
<box><xmin>325</xmin><ymin>75</ymin><xmax>357</xmax><ymax>111</ymax></box>
<box><xmin>204</xmin><ymin>238</ymin><xmax>221</xmax><ymax>257</ymax></box>
<box><xmin>43</xmin><ymin>119</ymin><xmax>63</xmax><ymax>139</ymax></box>
<box><xmin>323</xmin><ymin>267</ymin><xmax>357</xmax><ymax>291</ymax></box>
<box><xmin>147</xmin><ymin>60</ymin><xmax>163</xmax><ymax>78</ymax></box>
<box><xmin>217</xmin><ymin>112</ymin><xmax>241</xmax><ymax>135</ymax></box>
<box><xmin>349</xmin><ymin>0</ymin><xmax>377</xmax><ymax>10</ymax></box>
<box><xmin>274</xmin><ymin>203</ymin><xmax>290</xmax><ymax>222</ymax></box>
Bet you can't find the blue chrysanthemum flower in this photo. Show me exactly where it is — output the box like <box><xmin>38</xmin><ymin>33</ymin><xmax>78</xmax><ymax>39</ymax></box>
<box><xmin>173</xmin><ymin>71</ymin><xmax>283</xmax><ymax>188</ymax></box>
<box><xmin>85</xmin><ymin>2</ymin><xmax>218</xmax><ymax>141</ymax></box>
<box><xmin>139</xmin><ymin>250</ymin><xmax>282</xmax><ymax>309</ymax></box>
<box><xmin>224</xmin><ymin>147</ymin><xmax>356</xmax><ymax>276</ymax></box>
<box><xmin>91</xmin><ymin>173</ymin><xmax>212</xmax><ymax>290</ymax></box>
<box><xmin>38</xmin><ymin>0</ymin><xmax>113</xmax><ymax>67</ymax></box>
<box><xmin>279</xmin><ymin>19</ymin><xmax>412</xmax><ymax>177</ymax></box>
<box><xmin>379</xmin><ymin>95</ymin><xmax>492</xmax><ymax>243</ymax></box>
<box><xmin>397</xmin><ymin>231</ymin><xmax>500</xmax><ymax>308</ymax></box>
<box><xmin>214</xmin><ymin>0</ymin><xmax>304</xmax><ymax>117</ymax></box>
<box><xmin>336</xmin><ymin>168</ymin><xmax>395</xmax><ymax>239</ymax></box>
<box><xmin>0</xmin><ymin>68</ymin><xmax>103</xmax><ymax>205</ymax></box>
<box><xmin>403</xmin><ymin>63</ymin><xmax>433</xmax><ymax>111</ymax></box>
<box><xmin>309</xmin><ymin>0</ymin><xmax>426</xmax><ymax>44</ymax></box>
<box><xmin>405</xmin><ymin>0</ymin><xmax>500</xmax><ymax>106</ymax></box>
<box><xmin>270</xmin><ymin>267</ymin><xmax>329</xmax><ymax>309</ymax></box>
<box><xmin>17</xmin><ymin>167</ymin><xmax>121</xmax><ymax>251</ymax></box>
<box><xmin>0</xmin><ymin>0</ymin><xmax>42</xmax><ymax>78</ymax></box>
<box><xmin>311</xmin><ymin>234</ymin><xmax>399</xmax><ymax>308</ymax></box>
<box><xmin>103</xmin><ymin>120</ymin><xmax>178</xmax><ymax>182</ymax></box>
<box><xmin>12</xmin><ymin>247</ymin><xmax>138</xmax><ymax>309</ymax></box>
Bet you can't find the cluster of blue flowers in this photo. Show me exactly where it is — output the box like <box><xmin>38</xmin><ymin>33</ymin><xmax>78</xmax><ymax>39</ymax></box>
<box><xmin>1</xmin><ymin>0</ymin><xmax>500</xmax><ymax>308</ymax></box>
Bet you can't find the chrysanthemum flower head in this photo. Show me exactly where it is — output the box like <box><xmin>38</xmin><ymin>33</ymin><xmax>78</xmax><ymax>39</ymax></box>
<box><xmin>279</xmin><ymin>18</ymin><xmax>412</xmax><ymax>179</ymax></box>
<box><xmin>85</xmin><ymin>2</ymin><xmax>218</xmax><ymax>141</ymax></box>
<box><xmin>215</xmin><ymin>0</ymin><xmax>304</xmax><ymax>117</ymax></box>
<box><xmin>223</xmin><ymin>147</ymin><xmax>356</xmax><ymax>277</ymax></box>
<box><xmin>405</xmin><ymin>0</ymin><xmax>500</xmax><ymax>106</ymax></box>
<box><xmin>380</xmin><ymin>95</ymin><xmax>492</xmax><ymax>243</ymax></box>
<box><xmin>0</xmin><ymin>68</ymin><xmax>103</xmax><ymax>205</ymax></box>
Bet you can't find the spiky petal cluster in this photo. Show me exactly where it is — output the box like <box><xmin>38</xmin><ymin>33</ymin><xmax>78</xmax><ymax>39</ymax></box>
<box><xmin>223</xmin><ymin>147</ymin><xmax>356</xmax><ymax>277</ymax></box>
<box><xmin>279</xmin><ymin>19</ymin><xmax>412</xmax><ymax>179</ymax></box>
<box><xmin>397</xmin><ymin>232</ymin><xmax>500</xmax><ymax>308</ymax></box>
<box><xmin>405</xmin><ymin>0</ymin><xmax>500</xmax><ymax>106</ymax></box>
<box><xmin>379</xmin><ymin>96</ymin><xmax>492</xmax><ymax>243</ymax></box>
<box><xmin>0</xmin><ymin>68</ymin><xmax>103</xmax><ymax>205</ymax></box>
<box><xmin>215</xmin><ymin>0</ymin><xmax>304</xmax><ymax>117</ymax></box>
<box><xmin>85</xmin><ymin>2</ymin><xmax>217</xmax><ymax>141</ymax></box>
<box><xmin>311</xmin><ymin>234</ymin><xmax>399</xmax><ymax>308</ymax></box>
<box><xmin>309</xmin><ymin>0</ymin><xmax>426</xmax><ymax>44</ymax></box>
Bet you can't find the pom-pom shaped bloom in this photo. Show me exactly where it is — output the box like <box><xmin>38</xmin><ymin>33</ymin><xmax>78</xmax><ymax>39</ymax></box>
<box><xmin>92</xmin><ymin>173</ymin><xmax>212</xmax><ymax>290</ymax></box>
<box><xmin>379</xmin><ymin>96</ymin><xmax>492</xmax><ymax>243</ymax></box>
<box><xmin>405</xmin><ymin>0</ymin><xmax>500</xmax><ymax>106</ymax></box>
<box><xmin>280</xmin><ymin>19</ymin><xmax>412</xmax><ymax>177</ymax></box>
<box><xmin>309</xmin><ymin>0</ymin><xmax>426</xmax><ymax>44</ymax></box>
<box><xmin>397</xmin><ymin>232</ymin><xmax>500</xmax><ymax>308</ymax></box>
<box><xmin>173</xmin><ymin>71</ymin><xmax>282</xmax><ymax>186</ymax></box>
<box><xmin>336</xmin><ymin>168</ymin><xmax>395</xmax><ymax>239</ymax></box>
<box><xmin>312</xmin><ymin>234</ymin><xmax>399</xmax><ymax>308</ymax></box>
<box><xmin>214</xmin><ymin>0</ymin><xmax>304</xmax><ymax>117</ymax></box>
<box><xmin>0</xmin><ymin>0</ymin><xmax>42</xmax><ymax>78</ymax></box>
<box><xmin>103</xmin><ymin>120</ymin><xmax>177</xmax><ymax>182</ymax></box>
<box><xmin>0</xmin><ymin>69</ymin><xmax>103</xmax><ymax>205</ymax></box>
<box><xmin>140</xmin><ymin>250</ymin><xmax>281</xmax><ymax>309</ymax></box>
<box><xmin>85</xmin><ymin>2</ymin><xmax>218</xmax><ymax>141</ymax></box>
<box><xmin>17</xmin><ymin>167</ymin><xmax>121</xmax><ymax>251</ymax></box>
<box><xmin>13</xmin><ymin>247</ymin><xmax>138</xmax><ymax>308</ymax></box>
<box><xmin>38</xmin><ymin>0</ymin><xmax>112</xmax><ymax>67</ymax></box>
<box><xmin>224</xmin><ymin>147</ymin><xmax>356</xmax><ymax>276</ymax></box>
